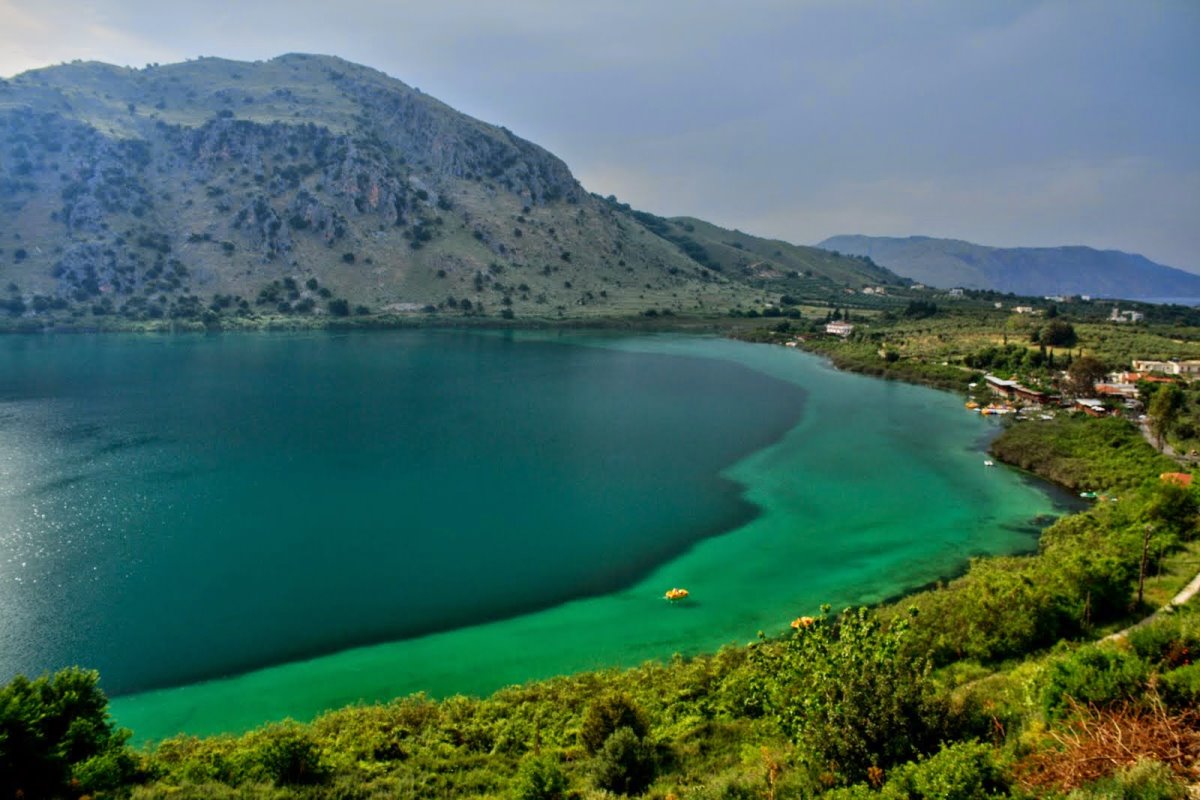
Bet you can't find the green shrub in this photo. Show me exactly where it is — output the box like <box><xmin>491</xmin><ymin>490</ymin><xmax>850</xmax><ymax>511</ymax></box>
<box><xmin>593</xmin><ymin>726</ymin><xmax>655</xmax><ymax>796</ymax></box>
<box><xmin>887</xmin><ymin>741</ymin><xmax>1008</xmax><ymax>800</ymax></box>
<box><xmin>579</xmin><ymin>693</ymin><xmax>648</xmax><ymax>755</ymax></box>
<box><xmin>512</xmin><ymin>753</ymin><xmax>568</xmax><ymax>800</ymax></box>
<box><xmin>1158</xmin><ymin>662</ymin><xmax>1200</xmax><ymax>707</ymax></box>
<box><xmin>753</xmin><ymin>607</ymin><xmax>950</xmax><ymax>782</ymax></box>
<box><xmin>1127</xmin><ymin>609</ymin><xmax>1199</xmax><ymax>670</ymax></box>
<box><xmin>1068</xmin><ymin>759</ymin><xmax>1187</xmax><ymax>800</ymax></box>
<box><xmin>252</xmin><ymin>722</ymin><xmax>327</xmax><ymax>786</ymax></box>
<box><xmin>1041</xmin><ymin>646</ymin><xmax>1150</xmax><ymax>718</ymax></box>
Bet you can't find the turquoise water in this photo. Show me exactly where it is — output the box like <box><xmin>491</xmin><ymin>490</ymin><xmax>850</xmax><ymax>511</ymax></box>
<box><xmin>0</xmin><ymin>331</ymin><xmax>1067</xmax><ymax>741</ymax></box>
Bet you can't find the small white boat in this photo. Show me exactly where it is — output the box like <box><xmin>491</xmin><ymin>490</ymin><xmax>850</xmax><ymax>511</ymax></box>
<box><xmin>984</xmin><ymin>460</ymin><xmax>995</xmax><ymax>467</ymax></box>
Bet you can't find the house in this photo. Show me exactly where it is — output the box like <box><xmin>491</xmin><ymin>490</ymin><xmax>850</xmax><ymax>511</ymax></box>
<box><xmin>1074</xmin><ymin>398</ymin><xmax>1108</xmax><ymax>417</ymax></box>
<box><xmin>1013</xmin><ymin>306</ymin><xmax>1035</xmax><ymax>314</ymax></box>
<box><xmin>1013</xmin><ymin>385</ymin><xmax>1050</xmax><ymax>405</ymax></box>
<box><xmin>1110</xmin><ymin>308</ymin><xmax>1145</xmax><ymax>323</ymax></box>
<box><xmin>825</xmin><ymin>321</ymin><xmax>854</xmax><ymax>337</ymax></box>
<box><xmin>949</xmin><ymin>288</ymin><xmax>964</xmax><ymax>297</ymax></box>
<box><xmin>1095</xmin><ymin>383</ymin><xmax>1140</xmax><ymax>400</ymax></box>
<box><xmin>984</xmin><ymin>375</ymin><xmax>1020</xmax><ymax>400</ymax></box>
<box><xmin>1131</xmin><ymin>360</ymin><xmax>1200</xmax><ymax>376</ymax></box>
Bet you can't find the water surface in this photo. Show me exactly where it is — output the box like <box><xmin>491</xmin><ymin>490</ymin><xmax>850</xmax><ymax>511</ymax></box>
<box><xmin>0</xmin><ymin>331</ymin><xmax>1067</xmax><ymax>740</ymax></box>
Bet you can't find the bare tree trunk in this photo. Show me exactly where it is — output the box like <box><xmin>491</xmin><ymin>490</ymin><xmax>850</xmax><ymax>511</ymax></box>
<box><xmin>1137</xmin><ymin>525</ymin><xmax>1152</xmax><ymax>608</ymax></box>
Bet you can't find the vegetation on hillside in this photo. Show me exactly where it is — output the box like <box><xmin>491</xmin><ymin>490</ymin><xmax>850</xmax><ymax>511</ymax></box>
<box><xmin>0</xmin><ymin>55</ymin><xmax>900</xmax><ymax>332</ymax></box>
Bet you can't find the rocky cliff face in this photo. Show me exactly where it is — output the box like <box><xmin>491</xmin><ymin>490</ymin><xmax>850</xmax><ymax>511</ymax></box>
<box><xmin>0</xmin><ymin>54</ymin><xmax>887</xmax><ymax>328</ymax></box>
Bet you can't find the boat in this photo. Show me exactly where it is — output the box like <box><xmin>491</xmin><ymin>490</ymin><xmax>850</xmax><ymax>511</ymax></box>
<box><xmin>984</xmin><ymin>460</ymin><xmax>994</xmax><ymax>467</ymax></box>
<box><xmin>664</xmin><ymin>587</ymin><xmax>689</xmax><ymax>601</ymax></box>
<box><xmin>965</xmin><ymin>401</ymin><xmax>980</xmax><ymax>410</ymax></box>
<box><xmin>1080</xmin><ymin>491</ymin><xmax>1097</xmax><ymax>499</ymax></box>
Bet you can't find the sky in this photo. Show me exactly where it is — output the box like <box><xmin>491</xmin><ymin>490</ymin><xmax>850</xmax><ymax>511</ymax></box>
<box><xmin>2</xmin><ymin>0</ymin><xmax>1198</xmax><ymax>269</ymax></box>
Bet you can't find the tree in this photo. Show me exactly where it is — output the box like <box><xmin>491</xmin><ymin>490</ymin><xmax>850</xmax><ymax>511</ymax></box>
<box><xmin>1040</xmin><ymin>320</ymin><xmax>1077</xmax><ymax>347</ymax></box>
<box><xmin>752</xmin><ymin>607</ymin><xmax>947</xmax><ymax>782</ymax></box>
<box><xmin>0</xmin><ymin>668</ymin><xmax>135</xmax><ymax>797</ymax></box>
<box><xmin>1148</xmin><ymin>384</ymin><xmax>1185</xmax><ymax>449</ymax></box>
<box><xmin>1067</xmin><ymin>355</ymin><xmax>1107</xmax><ymax>397</ymax></box>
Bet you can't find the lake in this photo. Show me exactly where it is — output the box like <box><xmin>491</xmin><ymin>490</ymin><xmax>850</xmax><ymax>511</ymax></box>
<box><xmin>0</xmin><ymin>330</ymin><xmax>1068</xmax><ymax>740</ymax></box>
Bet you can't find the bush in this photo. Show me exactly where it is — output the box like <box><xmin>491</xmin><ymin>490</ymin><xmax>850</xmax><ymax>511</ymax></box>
<box><xmin>1158</xmin><ymin>663</ymin><xmax>1200</xmax><ymax>708</ymax></box>
<box><xmin>252</xmin><ymin>723</ymin><xmax>327</xmax><ymax>786</ymax></box>
<box><xmin>512</xmin><ymin>754</ymin><xmax>568</xmax><ymax>800</ymax></box>
<box><xmin>580</xmin><ymin>693</ymin><xmax>649</xmax><ymax>755</ymax></box>
<box><xmin>1041</xmin><ymin>646</ymin><xmax>1150</xmax><ymax>718</ymax></box>
<box><xmin>0</xmin><ymin>668</ymin><xmax>133</xmax><ymax>798</ymax></box>
<box><xmin>1070</xmin><ymin>759</ymin><xmax>1187</xmax><ymax>800</ymax></box>
<box><xmin>887</xmin><ymin>741</ymin><xmax>1008</xmax><ymax>800</ymax></box>
<box><xmin>753</xmin><ymin>607</ymin><xmax>949</xmax><ymax>782</ymax></box>
<box><xmin>593</xmin><ymin>726</ymin><xmax>655</xmax><ymax>796</ymax></box>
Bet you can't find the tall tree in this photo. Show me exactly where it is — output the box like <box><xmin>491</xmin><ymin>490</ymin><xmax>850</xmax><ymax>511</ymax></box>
<box><xmin>1066</xmin><ymin>356</ymin><xmax>1107</xmax><ymax>397</ymax></box>
<box><xmin>1148</xmin><ymin>383</ymin><xmax>1185</xmax><ymax>449</ymax></box>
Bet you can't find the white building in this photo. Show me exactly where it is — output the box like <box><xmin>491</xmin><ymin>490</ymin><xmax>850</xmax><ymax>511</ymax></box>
<box><xmin>1132</xmin><ymin>360</ymin><xmax>1200</xmax><ymax>376</ymax></box>
<box><xmin>1110</xmin><ymin>308</ymin><xmax>1145</xmax><ymax>323</ymax></box>
<box><xmin>825</xmin><ymin>321</ymin><xmax>855</xmax><ymax>337</ymax></box>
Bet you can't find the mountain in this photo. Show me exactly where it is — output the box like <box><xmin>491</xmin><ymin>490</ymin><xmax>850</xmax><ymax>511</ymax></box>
<box><xmin>0</xmin><ymin>54</ymin><xmax>893</xmax><ymax>329</ymax></box>
<box><xmin>817</xmin><ymin>234</ymin><xmax>1200</xmax><ymax>299</ymax></box>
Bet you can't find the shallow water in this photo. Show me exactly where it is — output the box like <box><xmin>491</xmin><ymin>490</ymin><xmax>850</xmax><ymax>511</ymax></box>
<box><xmin>0</xmin><ymin>331</ymin><xmax>1068</xmax><ymax>741</ymax></box>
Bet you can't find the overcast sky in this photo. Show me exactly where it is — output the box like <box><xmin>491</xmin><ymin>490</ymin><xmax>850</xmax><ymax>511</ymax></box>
<box><xmin>2</xmin><ymin>0</ymin><xmax>1197</xmax><ymax>269</ymax></box>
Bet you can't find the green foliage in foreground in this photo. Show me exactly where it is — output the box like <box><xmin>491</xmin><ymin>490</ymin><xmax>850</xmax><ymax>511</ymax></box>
<box><xmin>0</xmin><ymin>667</ymin><xmax>137</xmax><ymax>798</ymax></box>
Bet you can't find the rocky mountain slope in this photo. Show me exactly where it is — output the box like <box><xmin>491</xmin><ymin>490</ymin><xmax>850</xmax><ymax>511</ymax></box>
<box><xmin>818</xmin><ymin>234</ymin><xmax>1200</xmax><ymax>299</ymax></box>
<box><xmin>0</xmin><ymin>54</ymin><xmax>899</xmax><ymax>329</ymax></box>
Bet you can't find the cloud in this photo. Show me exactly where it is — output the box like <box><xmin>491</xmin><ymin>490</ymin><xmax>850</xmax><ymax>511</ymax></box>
<box><xmin>0</xmin><ymin>0</ymin><xmax>181</xmax><ymax>76</ymax></box>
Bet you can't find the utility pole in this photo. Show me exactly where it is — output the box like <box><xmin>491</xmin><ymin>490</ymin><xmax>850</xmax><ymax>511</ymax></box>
<box><xmin>1137</xmin><ymin>524</ymin><xmax>1152</xmax><ymax>608</ymax></box>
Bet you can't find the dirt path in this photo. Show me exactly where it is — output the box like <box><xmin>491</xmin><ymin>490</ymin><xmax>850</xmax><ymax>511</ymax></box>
<box><xmin>1104</xmin><ymin>569</ymin><xmax>1200</xmax><ymax>642</ymax></box>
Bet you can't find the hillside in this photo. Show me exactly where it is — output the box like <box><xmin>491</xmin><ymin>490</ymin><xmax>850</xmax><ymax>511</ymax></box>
<box><xmin>0</xmin><ymin>54</ymin><xmax>890</xmax><ymax>330</ymax></box>
<box><xmin>818</xmin><ymin>234</ymin><xmax>1200</xmax><ymax>299</ymax></box>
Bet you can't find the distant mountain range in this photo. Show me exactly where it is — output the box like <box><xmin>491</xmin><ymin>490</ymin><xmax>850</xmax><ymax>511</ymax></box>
<box><xmin>0</xmin><ymin>54</ymin><xmax>898</xmax><ymax>329</ymax></box>
<box><xmin>817</xmin><ymin>235</ymin><xmax>1200</xmax><ymax>300</ymax></box>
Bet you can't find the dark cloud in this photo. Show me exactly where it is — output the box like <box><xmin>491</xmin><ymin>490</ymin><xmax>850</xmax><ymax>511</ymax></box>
<box><xmin>3</xmin><ymin>0</ymin><xmax>1197</xmax><ymax>268</ymax></box>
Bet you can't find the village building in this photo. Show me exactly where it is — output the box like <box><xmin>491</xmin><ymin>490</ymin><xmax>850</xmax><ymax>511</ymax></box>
<box><xmin>1074</xmin><ymin>398</ymin><xmax>1108</xmax><ymax>417</ymax></box>
<box><xmin>948</xmin><ymin>288</ymin><xmax>964</xmax><ymax>297</ymax></box>
<box><xmin>1131</xmin><ymin>360</ymin><xmax>1200</xmax><ymax>376</ymax></box>
<box><xmin>824</xmin><ymin>321</ymin><xmax>854</xmax><ymax>337</ymax></box>
<box><xmin>984</xmin><ymin>375</ymin><xmax>1019</xmax><ymax>399</ymax></box>
<box><xmin>1110</xmin><ymin>308</ymin><xmax>1145</xmax><ymax>323</ymax></box>
<box><xmin>1095</xmin><ymin>382</ymin><xmax>1140</xmax><ymax>400</ymax></box>
<box><xmin>1013</xmin><ymin>306</ymin><xmax>1035</xmax><ymax>314</ymax></box>
<box><xmin>983</xmin><ymin>375</ymin><xmax>1050</xmax><ymax>405</ymax></box>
